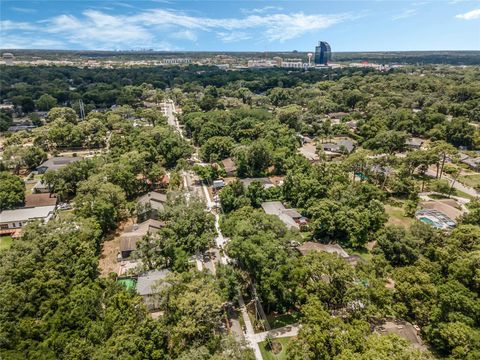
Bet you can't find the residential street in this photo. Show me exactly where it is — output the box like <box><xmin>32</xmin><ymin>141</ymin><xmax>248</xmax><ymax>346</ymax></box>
<box><xmin>426</xmin><ymin>166</ymin><xmax>479</xmax><ymax>197</ymax></box>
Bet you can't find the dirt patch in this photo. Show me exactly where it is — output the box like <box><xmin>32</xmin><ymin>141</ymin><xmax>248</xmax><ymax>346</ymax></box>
<box><xmin>98</xmin><ymin>218</ymin><xmax>134</xmax><ymax>277</ymax></box>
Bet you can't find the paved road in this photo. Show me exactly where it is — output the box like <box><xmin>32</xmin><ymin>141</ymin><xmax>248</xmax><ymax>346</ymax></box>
<box><xmin>167</xmin><ymin>99</ymin><xmax>266</xmax><ymax>360</ymax></box>
<box><xmin>426</xmin><ymin>167</ymin><xmax>479</xmax><ymax>198</ymax></box>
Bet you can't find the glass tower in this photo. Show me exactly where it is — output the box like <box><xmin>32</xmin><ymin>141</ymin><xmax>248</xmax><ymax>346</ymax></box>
<box><xmin>314</xmin><ymin>41</ymin><xmax>331</xmax><ymax>66</ymax></box>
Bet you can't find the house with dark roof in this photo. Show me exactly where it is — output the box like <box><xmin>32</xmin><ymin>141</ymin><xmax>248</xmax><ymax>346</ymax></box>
<box><xmin>119</xmin><ymin>219</ymin><xmax>165</xmax><ymax>259</ymax></box>
<box><xmin>24</xmin><ymin>193</ymin><xmax>57</xmax><ymax>207</ymax></box>
<box><xmin>36</xmin><ymin>156</ymin><xmax>83</xmax><ymax>174</ymax></box>
<box><xmin>320</xmin><ymin>138</ymin><xmax>355</xmax><ymax>154</ymax></box>
<box><xmin>137</xmin><ymin>191</ymin><xmax>168</xmax><ymax>221</ymax></box>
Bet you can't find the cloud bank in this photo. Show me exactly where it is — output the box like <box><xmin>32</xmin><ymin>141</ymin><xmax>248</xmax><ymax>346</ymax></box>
<box><xmin>0</xmin><ymin>7</ymin><xmax>355</xmax><ymax>50</ymax></box>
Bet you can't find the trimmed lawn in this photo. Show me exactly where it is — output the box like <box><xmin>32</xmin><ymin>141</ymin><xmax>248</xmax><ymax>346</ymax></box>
<box><xmin>0</xmin><ymin>236</ymin><xmax>13</xmax><ymax>251</ymax></box>
<box><xmin>259</xmin><ymin>336</ymin><xmax>293</xmax><ymax>360</ymax></box>
<box><xmin>266</xmin><ymin>312</ymin><xmax>300</xmax><ymax>329</ymax></box>
<box><xmin>384</xmin><ymin>204</ymin><xmax>414</xmax><ymax>228</ymax></box>
<box><xmin>458</xmin><ymin>174</ymin><xmax>480</xmax><ymax>189</ymax></box>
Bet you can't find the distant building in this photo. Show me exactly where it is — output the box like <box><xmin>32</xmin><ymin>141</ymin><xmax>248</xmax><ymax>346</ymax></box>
<box><xmin>36</xmin><ymin>156</ymin><xmax>83</xmax><ymax>174</ymax></box>
<box><xmin>314</xmin><ymin>41</ymin><xmax>331</xmax><ymax>66</ymax></box>
<box><xmin>2</xmin><ymin>53</ymin><xmax>14</xmax><ymax>66</ymax></box>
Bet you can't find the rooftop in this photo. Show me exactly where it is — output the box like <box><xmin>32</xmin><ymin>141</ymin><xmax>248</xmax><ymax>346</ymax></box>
<box><xmin>37</xmin><ymin>156</ymin><xmax>83</xmax><ymax>171</ymax></box>
<box><xmin>24</xmin><ymin>193</ymin><xmax>57</xmax><ymax>207</ymax></box>
<box><xmin>0</xmin><ymin>205</ymin><xmax>56</xmax><ymax>223</ymax></box>
<box><xmin>297</xmin><ymin>241</ymin><xmax>349</xmax><ymax>258</ymax></box>
<box><xmin>136</xmin><ymin>269</ymin><xmax>171</xmax><ymax>296</ymax></box>
<box><xmin>138</xmin><ymin>191</ymin><xmax>168</xmax><ymax>211</ymax></box>
<box><xmin>376</xmin><ymin>319</ymin><xmax>424</xmax><ymax>350</ymax></box>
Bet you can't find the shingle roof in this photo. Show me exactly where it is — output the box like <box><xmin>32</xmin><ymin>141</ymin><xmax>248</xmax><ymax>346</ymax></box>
<box><xmin>136</xmin><ymin>269</ymin><xmax>171</xmax><ymax>296</ymax></box>
<box><xmin>37</xmin><ymin>157</ymin><xmax>83</xmax><ymax>171</ymax></box>
<box><xmin>297</xmin><ymin>241</ymin><xmax>349</xmax><ymax>257</ymax></box>
<box><xmin>24</xmin><ymin>194</ymin><xmax>57</xmax><ymax>207</ymax></box>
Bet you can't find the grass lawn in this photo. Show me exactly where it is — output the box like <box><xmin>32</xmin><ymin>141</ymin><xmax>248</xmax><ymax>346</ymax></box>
<box><xmin>458</xmin><ymin>174</ymin><xmax>480</xmax><ymax>189</ymax></box>
<box><xmin>384</xmin><ymin>204</ymin><xmax>414</xmax><ymax>228</ymax></box>
<box><xmin>259</xmin><ymin>336</ymin><xmax>293</xmax><ymax>360</ymax></box>
<box><xmin>266</xmin><ymin>312</ymin><xmax>300</xmax><ymax>329</ymax></box>
<box><xmin>348</xmin><ymin>247</ymin><xmax>373</xmax><ymax>261</ymax></box>
<box><xmin>0</xmin><ymin>236</ymin><xmax>13</xmax><ymax>251</ymax></box>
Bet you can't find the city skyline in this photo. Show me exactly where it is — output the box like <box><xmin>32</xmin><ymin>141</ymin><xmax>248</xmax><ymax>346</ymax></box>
<box><xmin>1</xmin><ymin>0</ymin><xmax>479</xmax><ymax>51</ymax></box>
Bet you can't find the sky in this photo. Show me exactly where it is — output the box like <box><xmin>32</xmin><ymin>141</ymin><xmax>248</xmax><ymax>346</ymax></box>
<box><xmin>1</xmin><ymin>0</ymin><xmax>479</xmax><ymax>52</ymax></box>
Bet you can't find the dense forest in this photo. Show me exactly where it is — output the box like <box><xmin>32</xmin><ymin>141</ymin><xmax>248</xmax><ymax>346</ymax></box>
<box><xmin>0</xmin><ymin>64</ymin><xmax>479</xmax><ymax>359</ymax></box>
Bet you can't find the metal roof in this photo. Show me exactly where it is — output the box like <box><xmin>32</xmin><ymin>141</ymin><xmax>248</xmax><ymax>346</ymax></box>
<box><xmin>0</xmin><ymin>206</ymin><xmax>56</xmax><ymax>223</ymax></box>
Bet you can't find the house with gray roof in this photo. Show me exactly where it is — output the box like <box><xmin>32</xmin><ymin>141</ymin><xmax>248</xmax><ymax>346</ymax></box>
<box><xmin>136</xmin><ymin>269</ymin><xmax>171</xmax><ymax>310</ymax></box>
<box><xmin>119</xmin><ymin>219</ymin><xmax>165</xmax><ymax>259</ymax></box>
<box><xmin>137</xmin><ymin>191</ymin><xmax>168</xmax><ymax>221</ymax></box>
<box><xmin>36</xmin><ymin>156</ymin><xmax>83</xmax><ymax>174</ymax></box>
<box><xmin>0</xmin><ymin>205</ymin><xmax>56</xmax><ymax>233</ymax></box>
<box><xmin>261</xmin><ymin>201</ymin><xmax>306</xmax><ymax>230</ymax></box>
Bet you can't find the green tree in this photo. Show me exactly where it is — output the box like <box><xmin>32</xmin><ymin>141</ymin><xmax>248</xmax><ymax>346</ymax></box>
<box><xmin>36</xmin><ymin>94</ymin><xmax>57</xmax><ymax>111</ymax></box>
<box><xmin>0</xmin><ymin>172</ymin><xmax>25</xmax><ymax>210</ymax></box>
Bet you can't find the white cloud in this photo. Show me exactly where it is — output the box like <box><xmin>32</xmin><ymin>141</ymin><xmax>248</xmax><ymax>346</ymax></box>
<box><xmin>392</xmin><ymin>8</ymin><xmax>417</xmax><ymax>20</ymax></box>
<box><xmin>11</xmin><ymin>7</ymin><xmax>36</xmax><ymax>13</ymax></box>
<box><xmin>456</xmin><ymin>8</ymin><xmax>480</xmax><ymax>20</ymax></box>
<box><xmin>171</xmin><ymin>30</ymin><xmax>198</xmax><ymax>41</ymax></box>
<box><xmin>217</xmin><ymin>31</ymin><xmax>251</xmax><ymax>43</ymax></box>
<box><xmin>0</xmin><ymin>20</ymin><xmax>37</xmax><ymax>31</ymax></box>
<box><xmin>241</xmin><ymin>6</ymin><xmax>284</xmax><ymax>14</ymax></box>
<box><xmin>1</xmin><ymin>7</ymin><xmax>357</xmax><ymax>49</ymax></box>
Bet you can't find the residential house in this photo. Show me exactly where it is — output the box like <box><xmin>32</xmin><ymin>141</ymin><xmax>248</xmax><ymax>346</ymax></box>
<box><xmin>459</xmin><ymin>153</ymin><xmax>480</xmax><ymax>171</ymax></box>
<box><xmin>0</xmin><ymin>205</ymin><xmax>56</xmax><ymax>233</ymax></box>
<box><xmin>36</xmin><ymin>156</ymin><xmax>83</xmax><ymax>174</ymax></box>
<box><xmin>221</xmin><ymin>157</ymin><xmax>237</xmax><ymax>176</ymax></box>
<box><xmin>296</xmin><ymin>241</ymin><xmax>363</xmax><ymax>265</ymax></box>
<box><xmin>297</xmin><ymin>242</ymin><xmax>349</xmax><ymax>257</ymax></box>
<box><xmin>24</xmin><ymin>193</ymin><xmax>57</xmax><ymax>207</ymax></box>
<box><xmin>298</xmin><ymin>142</ymin><xmax>320</xmax><ymax>162</ymax></box>
<box><xmin>137</xmin><ymin>191</ymin><xmax>168</xmax><ymax>221</ymax></box>
<box><xmin>376</xmin><ymin>319</ymin><xmax>425</xmax><ymax>350</ymax></box>
<box><xmin>320</xmin><ymin>138</ymin><xmax>356</xmax><ymax>155</ymax></box>
<box><xmin>261</xmin><ymin>201</ymin><xmax>307</xmax><ymax>230</ymax></box>
<box><xmin>239</xmin><ymin>177</ymin><xmax>275</xmax><ymax>189</ymax></box>
<box><xmin>405</xmin><ymin>137</ymin><xmax>424</xmax><ymax>150</ymax></box>
<box><xmin>119</xmin><ymin>219</ymin><xmax>165</xmax><ymax>259</ymax></box>
<box><xmin>136</xmin><ymin>269</ymin><xmax>172</xmax><ymax>311</ymax></box>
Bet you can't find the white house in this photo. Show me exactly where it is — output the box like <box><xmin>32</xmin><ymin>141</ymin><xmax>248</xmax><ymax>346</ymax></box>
<box><xmin>0</xmin><ymin>205</ymin><xmax>56</xmax><ymax>231</ymax></box>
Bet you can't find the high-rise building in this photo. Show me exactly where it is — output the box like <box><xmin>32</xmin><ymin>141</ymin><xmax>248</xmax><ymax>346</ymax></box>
<box><xmin>314</xmin><ymin>41</ymin><xmax>331</xmax><ymax>66</ymax></box>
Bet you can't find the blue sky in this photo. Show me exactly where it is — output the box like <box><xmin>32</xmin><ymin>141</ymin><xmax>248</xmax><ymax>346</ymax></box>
<box><xmin>1</xmin><ymin>1</ymin><xmax>479</xmax><ymax>51</ymax></box>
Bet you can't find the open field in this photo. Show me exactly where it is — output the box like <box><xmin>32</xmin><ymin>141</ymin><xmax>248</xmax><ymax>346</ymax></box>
<box><xmin>458</xmin><ymin>174</ymin><xmax>480</xmax><ymax>189</ymax></box>
<box><xmin>384</xmin><ymin>204</ymin><xmax>414</xmax><ymax>228</ymax></box>
<box><xmin>0</xmin><ymin>236</ymin><xmax>13</xmax><ymax>251</ymax></box>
